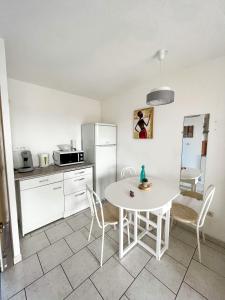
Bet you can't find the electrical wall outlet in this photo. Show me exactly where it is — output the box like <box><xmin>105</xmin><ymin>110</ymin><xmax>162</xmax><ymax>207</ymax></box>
<box><xmin>207</xmin><ymin>211</ymin><xmax>214</xmax><ymax>217</ymax></box>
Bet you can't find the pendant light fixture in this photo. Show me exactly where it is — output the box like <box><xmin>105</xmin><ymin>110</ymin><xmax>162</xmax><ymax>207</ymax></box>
<box><xmin>146</xmin><ymin>49</ymin><xmax>175</xmax><ymax>106</ymax></box>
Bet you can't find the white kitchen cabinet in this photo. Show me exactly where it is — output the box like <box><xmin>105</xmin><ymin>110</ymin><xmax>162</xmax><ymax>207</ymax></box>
<box><xmin>64</xmin><ymin>167</ymin><xmax>92</xmax><ymax>180</ymax></box>
<box><xmin>63</xmin><ymin>166</ymin><xmax>93</xmax><ymax>217</ymax></box>
<box><xmin>18</xmin><ymin>166</ymin><xmax>93</xmax><ymax>235</ymax></box>
<box><xmin>20</xmin><ymin>180</ymin><xmax>64</xmax><ymax>236</ymax></box>
<box><xmin>64</xmin><ymin>173</ymin><xmax>92</xmax><ymax>195</ymax></box>
<box><xmin>64</xmin><ymin>190</ymin><xmax>89</xmax><ymax>218</ymax></box>
<box><xmin>20</xmin><ymin>173</ymin><xmax>63</xmax><ymax>190</ymax></box>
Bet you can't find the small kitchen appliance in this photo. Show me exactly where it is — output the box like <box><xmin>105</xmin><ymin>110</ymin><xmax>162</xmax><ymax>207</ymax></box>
<box><xmin>39</xmin><ymin>153</ymin><xmax>50</xmax><ymax>168</ymax></box>
<box><xmin>53</xmin><ymin>150</ymin><xmax>84</xmax><ymax>166</ymax></box>
<box><xmin>18</xmin><ymin>150</ymin><xmax>34</xmax><ymax>173</ymax></box>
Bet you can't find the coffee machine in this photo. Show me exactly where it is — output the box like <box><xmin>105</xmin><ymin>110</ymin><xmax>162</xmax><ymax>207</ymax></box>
<box><xmin>18</xmin><ymin>150</ymin><xmax>34</xmax><ymax>173</ymax></box>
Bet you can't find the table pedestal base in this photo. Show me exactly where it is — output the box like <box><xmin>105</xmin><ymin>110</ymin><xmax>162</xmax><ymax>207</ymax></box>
<box><xmin>119</xmin><ymin>204</ymin><xmax>171</xmax><ymax>260</ymax></box>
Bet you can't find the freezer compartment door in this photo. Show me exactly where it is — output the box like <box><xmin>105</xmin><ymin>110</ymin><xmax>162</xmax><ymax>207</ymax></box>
<box><xmin>95</xmin><ymin>124</ymin><xmax>116</xmax><ymax>146</ymax></box>
<box><xmin>95</xmin><ymin>145</ymin><xmax>116</xmax><ymax>199</ymax></box>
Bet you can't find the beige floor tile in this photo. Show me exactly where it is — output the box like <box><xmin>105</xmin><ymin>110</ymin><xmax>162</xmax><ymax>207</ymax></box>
<box><xmin>204</xmin><ymin>239</ymin><xmax>225</xmax><ymax>255</ymax></box>
<box><xmin>85</xmin><ymin>221</ymin><xmax>111</xmax><ymax>239</ymax></box>
<box><xmin>26</xmin><ymin>265</ymin><xmax>72</xmax><ymax>300</ymax></box>
<box><xmin>9</xmin><ymin>290</ymin><xmax>26</xmax><ymax>300</ymax></box>
<box><xmin>65</xmin><ymin>279</ymin><xmax>102</xmax><ymax>300</ymax></box>
<box><xmin>120</xmin><ymin>296</ymin><xmax>129</xmax><ymax>300</ymax></box>
<box><xmin>126</xmin><ymin>268</ymin><xmax>175</xmax><ymax>300</ymax></box>
<box><xmin>171</xmin><ymin>225</ymin><xmax>197</xmax><ymax>247</ymax></box>
<box><xmin>146</xmin><ymin>254</ymin><xmax>186</xmax><ymax>293</ymax></box>
<box><xmin>45</xmin><ymin>222</ymin><xmax>73</xmax><ymax>243</ymax></box>
<box><xmin>62</xmin><ymin>248</ymin><xmax>99</xmax><ymax>289</ymax></box>
<box><xmin>2</xmin><ymin>254</ymin><xmax>43</xmax><ymax>299</ymax></box>
<box><xmin>115</xmin><ymin>246</ymin><xmax>151</xmax><ymax>277</ymax></box>
<box><xmin>185</xmin><ymin>260</ymin><xmax>225</xmax><ymax>300</ymax></box>
<box><xmin>20</xmin><ymin>232</ymin><xmax>50</xmax><ymax>259</ymax></box>
<box><xmin>88</xmin><ymin>235</ymin><xmax>118</xmax><ymax>264</ymax></box>
<box><xmin>83</xmin><ymin>208</ymin><xmax>92</xmax><ymax>219</ymax></box>
<box><xmin>66</xmin><ymin>213</ymin><xmax>90</xmax><ymax>231</ymax></box>
<box><xmin>91</xmin><ymin>257</ymin><xmax>133</xmax><ymax>300</ymax></box>
<box><xmin>65</xmin><ymin>227</ymin><xmax>94</xmax><ymax>253</ymax></box>
<box><xmin>167</xmin><ymin>236</ymin><xmax>195</xmax><ymax>267</ymax></box>
<box><xmin>194</xmin><ymin>243</ymin><xmax>225</xmax><ymax>277</ymax></box>
<box><xmin>176</xmin><ymin>282</ymin><xmax>206</xmax><ymax>300</ymax></box>
<box><xmin>107</xmin><ymin>228</ymin><xmax>129</xmax><ymax>244</ymax></box>
<box><xmin>30</xmin><ymin>221</ymin><xmax>57</xmax><ymax>236</ymax></box>
<box><xmin>38</xmin><ymin>239</ymin><xmax>73</xmax><ymax>273</ymax></box>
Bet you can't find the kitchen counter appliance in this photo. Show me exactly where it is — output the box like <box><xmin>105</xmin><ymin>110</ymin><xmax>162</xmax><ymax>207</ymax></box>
<box><xmin>53</xmin><ymin>150</ymin><xmax>84</xmax><ymax>166</ymax></box>
<box><xmin>18</xmin><ymin>150</ymin><xmax>34</xmax><ymax>173</ymax></box>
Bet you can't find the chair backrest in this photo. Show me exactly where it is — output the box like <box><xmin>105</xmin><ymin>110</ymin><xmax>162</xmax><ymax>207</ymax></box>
<box><xmin>197</xmin><ymin>185</ymin><xmax>215</xmax><ymax>227</ymax></box>
<box><xmin>120</xmin><ymin>166</ymin><xmax>136</xmax><ymax>179</ymax></box>
<box><xmin>86</xmin><ymin>184</ymin><xmax>104</xmax><ymax>228</ymax></box>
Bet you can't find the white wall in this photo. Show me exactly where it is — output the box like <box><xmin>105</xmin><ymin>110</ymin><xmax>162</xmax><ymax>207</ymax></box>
<box><xmin>8</xmin><ymin>79</ymin><xmax>101</xmax><ymax>166</ymax></box>
<box><xmin>102</xmin><ymin>56</ymin><xmax>225</xmax><ymax>242</ymax></box>
<box><xmin>0</xmin><ymin>39</ymin><xmax>21</xmax><ymax>263</ymax></box>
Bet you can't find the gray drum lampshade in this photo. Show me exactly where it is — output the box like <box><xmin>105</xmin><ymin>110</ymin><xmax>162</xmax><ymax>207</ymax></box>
<box><xmin>146</xmin><ymin>87</ymin><xmax>175</xmax><ymax>106</ymax></box>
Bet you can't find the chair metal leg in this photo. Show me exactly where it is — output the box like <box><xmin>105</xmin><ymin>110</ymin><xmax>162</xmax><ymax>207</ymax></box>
<box><xmin>100</xmin><ymin>228</ymin><xmax>105</xmax><ymax>267</ymax></box>
<box><xmin>170</xmin><ymin>215</ymin><xmax>174</xmax><ymax>231</ymax></box>
<box><xmin>202</xmin><ymin>230</ymin><xmax>206</xmax><ymax>243</ymax></box>
<box><xmin>146</xmin><ymin>212</ymin><xmax>150</xmax><ymax>230</ymax></box>
<box><xmin>88</xmin><ymin>217</ymin><xmax>94</xmax><ymax>241</ymax></box>
<box><xmin>196</xmin><ymin>227</ymin><xmax>201</xmax><ymax>263</ymax></box>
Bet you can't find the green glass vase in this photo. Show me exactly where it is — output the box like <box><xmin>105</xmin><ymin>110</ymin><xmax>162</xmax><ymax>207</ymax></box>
<box><xmin>140</xmin><ymin>165</ymin><xmax>146</xmax><ymax>183</ymax></box>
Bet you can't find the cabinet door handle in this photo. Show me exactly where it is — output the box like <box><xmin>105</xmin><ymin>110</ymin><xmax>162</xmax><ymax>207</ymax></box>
<box><xmin>75</xmin><ymin>192</ymin><xmax>85</xmax><ymax>197</ymax></box>
<box><xmin>53</xmin><ymin>186</ymin><xmax>62</xmax><ymax>190</ymax></box>
<box><xmin>76</xmin><ymin>171</ymin><xmax>85</xmax><ymax>174</ymax></box>
<box><xmin>39</xmin><ymin>179</ymin><xmax>49</xmax><ymax>183</ymax></box>
<box><xmin>74</xmin><ymin>178</ymin><xmax>85</xmax><ymax>182</ymax></box>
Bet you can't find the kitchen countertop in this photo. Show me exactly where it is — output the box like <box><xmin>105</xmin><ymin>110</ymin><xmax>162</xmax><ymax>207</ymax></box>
<box><xmin>14</xmin><ymin>162</ymin><xmax>94</xmax><ymax>181</ymax></box>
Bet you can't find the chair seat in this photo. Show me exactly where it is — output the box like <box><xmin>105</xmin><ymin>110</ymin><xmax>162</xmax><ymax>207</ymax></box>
<box><xmin>173</xmin><ymin>194</ymin><xmax>202</xmax><ymax>214</ymax></box>
<box><xmin>97</xmin><ymin>202</ymin><xmax>119</xmax><ymax>223</ymax></box>
<box><xmin>171</xmin><ymin>203</ymin><xmax>198</xmax><ymax>224</ymax></box>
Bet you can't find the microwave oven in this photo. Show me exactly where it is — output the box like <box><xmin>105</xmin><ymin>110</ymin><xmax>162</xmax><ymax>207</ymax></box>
<box><xmin>53</xmin><ymin>150</ymin><xmax>84</xmax><ymax>166</ymax></box>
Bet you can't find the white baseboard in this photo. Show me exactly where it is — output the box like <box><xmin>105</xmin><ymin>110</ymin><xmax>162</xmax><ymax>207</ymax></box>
<box><xmin>14</xmin><ymin>253</ymin><xmax>22</xmax><ymax>264</ymax></box>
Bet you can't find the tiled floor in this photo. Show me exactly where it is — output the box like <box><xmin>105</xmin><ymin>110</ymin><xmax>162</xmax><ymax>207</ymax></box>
<box><xmin>1</xmin><ymin>209</ymin><xmax>225</xmax><ymax>300</ymax></box>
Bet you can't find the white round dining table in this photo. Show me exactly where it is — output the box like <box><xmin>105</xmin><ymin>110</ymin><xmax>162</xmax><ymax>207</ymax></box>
<box><xmin>105</xmin><ymin>177</ymin><xmax>179</xmax><ymax>260</ymax></box>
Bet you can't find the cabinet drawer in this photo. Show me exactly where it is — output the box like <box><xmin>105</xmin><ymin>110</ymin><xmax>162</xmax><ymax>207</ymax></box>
<box><xmin>20</xmin><ymin>173</ymin><xmax>63</xmax><ymax>191</ymax></box>
<box><xmin>64</xmin><ymin>167</ymin><xmax>92</xmax><ymax>180</ymax></box>
<box><xmin>64</xmin><ymin>174</ymin><xmax>92</xmax><ymax>195</ymax></box>
<box><xmin>64</xmin><ymin>190</ymin><xmax>89</xmax><ymax>217</ymax></box>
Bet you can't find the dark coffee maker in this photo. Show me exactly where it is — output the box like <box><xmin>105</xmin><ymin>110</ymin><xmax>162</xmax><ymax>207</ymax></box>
<box><xmin>18</xmin><ymin>150</ymin><xmax>34</xmax><ymax>173</ymax></box>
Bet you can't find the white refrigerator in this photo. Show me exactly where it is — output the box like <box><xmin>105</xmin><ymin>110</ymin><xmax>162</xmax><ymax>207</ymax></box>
<box><xmin>81</xmin><ymin>123</ymin><xmax>117</xmax><ymax>199</ymax></box>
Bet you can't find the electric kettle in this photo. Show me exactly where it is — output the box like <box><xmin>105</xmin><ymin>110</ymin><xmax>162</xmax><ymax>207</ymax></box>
<box><xmin>39</xmin><ymin>153</ymin><xmax>50</xmax><ymax>168</ymax></box>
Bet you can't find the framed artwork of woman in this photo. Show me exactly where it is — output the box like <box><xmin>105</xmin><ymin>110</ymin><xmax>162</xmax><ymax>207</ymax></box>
<box><xmin>133</xmin><ymin>107</ymin><xmax>154</xmax><ymax>139</ymax></box>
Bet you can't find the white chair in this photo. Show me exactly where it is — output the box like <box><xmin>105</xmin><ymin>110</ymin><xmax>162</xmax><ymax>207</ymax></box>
<box><xmin>120</xmin><ymin>166</ymin><xmax>136</xmax><ymax>179</ymax></box>
<box><xmin>171</xmin><ymin>185</ymin><xmax>215</xmax><ymax>262</ymax></box>
<box><xmin>120</xmin><ymin>167</ymin><xmax>136</xmax><ymax>224</ymax></box>
<box><xmin>86</xmin><ymin>185</ymin><xmax>130</xmax><ymax>267</ymax></box>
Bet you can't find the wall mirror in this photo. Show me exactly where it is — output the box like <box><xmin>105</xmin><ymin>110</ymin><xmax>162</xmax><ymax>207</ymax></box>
<box><xmin>180</xmin><ymin>113</ymin><xmax>210</xmax><ymax>200</ymax></box>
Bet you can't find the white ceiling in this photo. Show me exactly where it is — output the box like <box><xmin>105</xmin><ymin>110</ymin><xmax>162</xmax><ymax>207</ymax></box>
<box><xmin>1</xmin><ymin>0</ymin><xmax>225</xmax><ymax>100</ymax></box>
